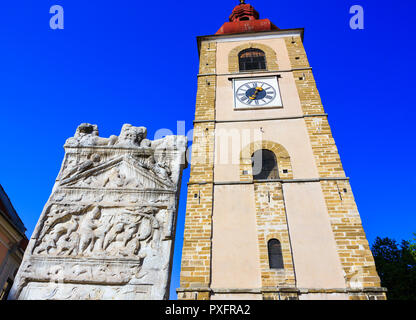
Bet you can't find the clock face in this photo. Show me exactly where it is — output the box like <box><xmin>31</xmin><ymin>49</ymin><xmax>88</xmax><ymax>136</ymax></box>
<box><xmin>233</xmin><ymin>77</ymin><xmax>282</xmax><ymax>109</ymax></box>
<box><xmin>236</xmin><ymin>81</ymin><xmax>277</xmax><ymax>106</ymax></box>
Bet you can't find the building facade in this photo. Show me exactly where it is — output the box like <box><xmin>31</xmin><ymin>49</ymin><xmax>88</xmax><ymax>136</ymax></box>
<box><xmin>178</xmin><ymin>1</ymin><xmax>386</xmax><ymax>300</ymax></box>
<box><xmin>0</xmin><ymin>184</ymin><xmax>28</xmax><ymax>300</ymax></box>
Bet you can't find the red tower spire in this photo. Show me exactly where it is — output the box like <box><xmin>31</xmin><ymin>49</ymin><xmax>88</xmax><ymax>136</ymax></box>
<box><xmin>216</xmin><ymin>1</ymin><xmax>278</xmax><ymax>35</ymax></box>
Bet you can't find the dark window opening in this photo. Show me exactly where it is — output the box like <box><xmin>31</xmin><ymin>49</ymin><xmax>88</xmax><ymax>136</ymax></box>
<box><xmin>252</xmin><ymin>149</ymin><xmax>279</xmax><ymax>180</ymax></box>
<box><xmin>240</xmin><ymin>17</ymin><xmax>250</xmax><ymax>21</ymax></box>
<box><xmin>239</xmin><ymin>49</ymin><xmax>267</xmax><ymax>72</ymax></box>
<box><xmin>268</xmin><ymin>239</ymin><xmax>284</xmax><ymax>269</ymax></box>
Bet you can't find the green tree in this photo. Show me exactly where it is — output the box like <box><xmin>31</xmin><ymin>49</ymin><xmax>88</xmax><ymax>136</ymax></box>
<box><xmin>410</xmin><ymin>233</ymin><xmax>416</xmax><ymax>259</ymax></box>
<box><xmin>371</xmin><ymin>236</ymin><xmax>416</xmax><ymax>300</ymax></box>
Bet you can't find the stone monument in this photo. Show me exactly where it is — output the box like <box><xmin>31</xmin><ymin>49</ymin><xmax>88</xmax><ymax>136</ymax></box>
<box><xmin>8</xmin><ymin>123</ymin><xmax>187</xmax><ymax>300</ymax></box>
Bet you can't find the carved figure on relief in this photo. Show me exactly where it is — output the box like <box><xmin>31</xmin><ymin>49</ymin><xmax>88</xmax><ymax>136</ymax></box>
<box><xmin>65</xmin><ymin>123</ymin><xmax>118</xmax><ymax>147</ymax></box>
<box><xmin>33</xmin><ymin>204</ymin><xmax>160</xmax><ymax>259</ymax></box>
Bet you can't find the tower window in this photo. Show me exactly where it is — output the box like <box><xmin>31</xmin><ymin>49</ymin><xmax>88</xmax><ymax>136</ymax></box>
<box><xmin>239</xmin><ymin>49</ymin><xmax>267</xmax><ymax>72</ymax></box>
<box><xmin>251</xmin><ymin>149</ymin><xmax>279</xmax><ymax>180</ymax></box>
<box><xmin>268</xmin><ymin>239</ymin><xmax>284</xmax><ymax>270</ymax></box>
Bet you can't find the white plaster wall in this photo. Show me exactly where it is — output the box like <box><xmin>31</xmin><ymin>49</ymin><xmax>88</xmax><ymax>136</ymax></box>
<box><xmin>216</xmin><ymin>38</ymin><xmax>292</xmax><ymax>74</ymax></box>
<box><xmin>211</xmin><ymin>185</ymin><xmax>262</xmax><ymax>290</ymax></box>
<box><xmin>215</xmin><ymin>72</ymin><xmax>304</xmax><ymax>122</ymax></box>
<box><xmin>211</xmin><ymin>293</ymin><xmax>263</xmax><ymax>300</ymax></box>
<box><xmin>214</xmin><ymin>119</ymin><xmax>319</xmax><ymax>182</ymax></box>
<box><xmin>207</xmin><ymin>35</ymin><xmax>348</xmax><ymax>297</ymax></box>
<box><xmin>283</xmin><ymin>182</ymin><xmax>347</xmax><ymax>288</ymax></box>
<box><xmin>214</xmin><ymin>37</ymin><xmax>304</xmax><ymax>123</ymax></box>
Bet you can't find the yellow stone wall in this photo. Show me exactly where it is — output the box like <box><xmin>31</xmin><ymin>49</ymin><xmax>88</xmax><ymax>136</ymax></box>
<box><xmin>253</xmin><ymin>182</ymin><xmax>295</xmax><ymax>288</ymax></box>
<box><xmin>178</xmin><ymin>41</ymin><xmax>217</xmax><ymax>300</ymax></box>
<box><xmin>321</xmin><ymin>180</ymin><xmax>382</xmax><ymax>288</ymax></box>
<box><xmin>285</xmin><ymin>35</ymin><xmax>385</xmax><ymax>299</ymax></box>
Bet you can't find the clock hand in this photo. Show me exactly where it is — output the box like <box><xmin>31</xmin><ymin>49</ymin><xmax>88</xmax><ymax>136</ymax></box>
<box><xmin>249</xmin><ymin>87</ymin><xmax>264</xmax><ymax>100</ymax></box>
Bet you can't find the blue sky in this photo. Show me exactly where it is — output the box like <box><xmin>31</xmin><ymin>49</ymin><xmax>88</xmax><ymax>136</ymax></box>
<box><xmin>0</xmin><ymin>0</ymin><xmax>414</xmax><ymax>299</ymax></box>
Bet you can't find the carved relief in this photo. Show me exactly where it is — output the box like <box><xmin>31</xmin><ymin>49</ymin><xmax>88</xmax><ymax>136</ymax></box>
<box><xmin>9</xmin><ymin>124</ymin><xmax>187</xmax><ymax>300</ymax></box>
<box><xmin>33</xmin><ymin>205</ymin><xmax>162</xmax><ymax>261</ymax></box>
<box><xmin>59</xmin><ymin>154</ymin><xmax>174</xmax><ymax>190</ymax></box>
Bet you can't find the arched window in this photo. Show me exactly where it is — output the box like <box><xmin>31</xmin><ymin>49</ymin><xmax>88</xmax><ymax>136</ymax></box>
<box><xmin>251</xmin><ymin>149</ymin><xmax>279</xmax><ymax>180</ymax></box>
<box><xmin>268</xmin><ymin>239</ymin><xmax>284</xmax><ymax>270</ymax></box>
<box><xmin>239</xmin><ymin>49</ymin><xmax>267</xmax><ymax>72</ymax></box>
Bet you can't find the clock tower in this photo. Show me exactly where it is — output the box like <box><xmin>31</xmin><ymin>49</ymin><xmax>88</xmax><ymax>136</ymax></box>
<box><xmin>177</xmin><ymin>1</ymin><xmax>386</xmax><ymax>300</ymax></box>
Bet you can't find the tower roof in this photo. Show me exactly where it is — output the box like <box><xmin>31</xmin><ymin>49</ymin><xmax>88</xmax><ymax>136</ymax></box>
<box><xmin>229</xmin><ymin>1</ymin><xmax>260</xmax><ymax>22</ymax></box>
<box><xmin>216</xmin><ymin>0</ymin><xmax>279</xmax><ymax>35</ymax></box>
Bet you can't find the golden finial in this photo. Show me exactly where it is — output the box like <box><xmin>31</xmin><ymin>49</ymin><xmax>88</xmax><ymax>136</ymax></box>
<box><xmin>240</xmin><ymin>0</ymin><xmax>245</xmax><ymax>4</ymax></box>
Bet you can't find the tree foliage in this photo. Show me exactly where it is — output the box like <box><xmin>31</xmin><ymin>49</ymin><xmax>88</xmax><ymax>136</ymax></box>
<box><xmin>371</xmin><ymin>236</ymin><xmax>416</xmax><ymax>300</ymax></box>
<box><xmin>410</xmin><ymin>233</ymin><xmax>416</xmax><ymax>259</ymax></box>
